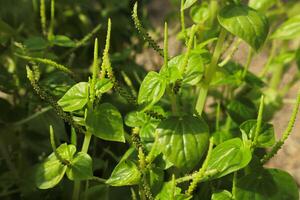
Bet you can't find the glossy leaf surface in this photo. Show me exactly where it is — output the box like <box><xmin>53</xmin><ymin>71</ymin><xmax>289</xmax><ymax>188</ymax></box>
<box><xmin>66</xmin><ymin>152</ymin><xmax>93</xmax><ymax>180</ymax></box>
<box><xmin>218</xmin><ymin>4</ymin><xmax>269</xmax><ymax>50</ymax></box>
<box><xmin>106</xmin><ymin>160</ymin><xmax>141</xmax><ymax>186</ymax></box>
<box><xmin>206</xmin><ymin>138</ymin><xmax>252</xmax><ymax>179</ymax></box>
<box><xmin>86</xmin><ymin>103</ymin><xmax>125</xmax><ymax>142</ymax></box>
<box><xmin>240</xmin><ymin>120</ymin><xmax>275</xmax><ymax>147</ymax></box>
<box><xmin>157</xmin><ymin>116</ymin><xmax>209</xmax><ymax>170</ymax></box>
<box><xmin>58</xmin><ymin>82</ymin><xmax>89</xmax><ymax>112</ymax></box>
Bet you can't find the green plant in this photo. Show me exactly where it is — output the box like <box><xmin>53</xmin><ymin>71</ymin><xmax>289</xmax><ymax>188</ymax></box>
<box><xmin>1</xmin><ymin>0</ymin><xmax>300</xmax><ymax>199</ymax></box>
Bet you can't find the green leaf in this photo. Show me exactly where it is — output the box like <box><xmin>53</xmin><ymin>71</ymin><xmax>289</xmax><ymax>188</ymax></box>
<box><xmin>106</xmin><ymin>160</ymin><xmax>141</xmax><ymax>186</ymax></box>
<box><xmin>157</xmin><ymin>116</ymin><xmax>209</xmax><ymax>170</ymax></box>
<box><xmin>35</xmin><ymin>144</ymin><xmax>76</xmax><ymax>189</ymax></box>
<box><xmin>183</xmin><ymin>0</ymin><xmax>198</xmax><ymax>10</ymax></box>
<box><xmin>24</xmin><ymin>36</ymin><xmax>49</xmax><ymax>50</ymax></box>
<box><xmin>271</xmin><ymin>15</ymin><xmax>300</xmax><ymax>40</ymax></box>
<box><xmin>125</xmin><ymin>111</ymin><xmax>148</xmax><ymax>127</ymax></box>
<box><xmin>190</xmin><ymin>3</ymin><xmax>209</xmax><ymax>24</ymax></box>
<box><xmin>66</xmin><ymin>152</ymin><xmax>93</xmax><ymax>181</ymax></box>
<box><xmin>147</xmin><ymin>167</ymin><xmax>164</xmax><ymax>195</ymax></box>
<box><xmin>138</xmin><ymin>72</ymin><xmax>167</xmax><ymax>106</ymax></box>
<box><xmin>50</xmin><ymin>35</ymin><xmax>76</xmax><ymax>47</ymax></box>
<box><xmin>85</xmin><ymin>103</ymin><xmax>125</xmax><ymax>142</ymax></box>
<box><xmin>206</xmin><ymin>138</ymin><xmax>252</xmax><ymax>179</ymax></box>
<box><xmin>212</xmin><ymin>190</ymin><xmax>233</xmax><ymax>200</ymax></box>
<box><xmin>57</xmin><ymin>82</ymin><xmax>89</xmax><ymax>112</ymax></box>
<box><xmin>95</xmin><ymin>78</ymin><xmax>113</xmax><ymax>95</ymax></box>
<box><xmin>218</xmin><ymin>4</ymin><xmax>269</xmax><ymax>50</ymax></box>
<box><xmin>235</xmin><ymin>168</ymin><xmax>299</xmax><ymax>200</ymax></box>
<box><xmin>227</xmin><ymin>99</ymin><xmax>257</xmax><ymax>124</ymax></box>
<box><xmin>248</xmin><ymin>0</ymin><xmax>276</xmax><ymax>11</ymax></box>
<box><xmin>240</xmin><ymin>120</ymin><xmax>275</xmax><ymax>147</ymax></box>
<box><xmin>165</xmin><ymin>54</ymin><xmax>204</xmax><ymax>86</ymax></box>
<box><xmin>155</xmin><ymin>181</ymin><xmax>191</xmax><ymax>200</ymax></box>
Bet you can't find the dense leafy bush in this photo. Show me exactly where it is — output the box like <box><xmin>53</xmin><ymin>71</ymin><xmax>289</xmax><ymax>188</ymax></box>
<box><xmin>1</xmin><ymin>0</ymin><xmax>300</xmax><ymax>199</ymax></box>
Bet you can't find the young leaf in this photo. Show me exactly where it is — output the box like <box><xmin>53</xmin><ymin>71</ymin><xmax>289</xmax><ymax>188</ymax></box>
<box><xmin>240</xmin><ymin>120</ymin><xmax>275</xmax><ymax>147</ymax></box>
<box><xmin>95</xmin><ymin>78</ymin><xmax>113</xmax><ymax>95</ymax></box>
<box><xmin>271</xmin><ymin>15</ymin><xmax>300</xmax><ymax>40</ymax></box>
<box><xmin>57</xmin><ymin>82</ymin><xmax>89</xmax><ymax>112</ymax></box>
<box><xmin>66</xmin><ymin>152</ymin><xmax>93</xmax><ymax>181</ymax></box>
<box><xmin>206</xmin><ymin>138</ymin><xmax>252</xmax><ymax>179</ymax></box>
<box><xmin>157</xmin><ymin>116</ymin><xmax>209</xmax><ymax>170</ymax></box>
<box><xmin>218</xmin><ymin>4</ymin><xmax>269</xmax><ymax>50</ymax></box>
<box><xmin>50</xmin><ymin>35</ymin><xmax>76</xmax><ymax>47</ymax></box>
<box><xmin>138</xmin><ymin>71</ymin><xmax>167</xmax><ymax>106</ymax></box>
<box><xmin>248</xmin><ymin>0</ymin><xmax>276</xmax><ymax>11</ymax></box>
<box><xmin>190</xmin><ymin>3</ymin><xmax>209</xmax><ymax>24</ymax></box>
<box><xmin>235</xmin><ymin>168</ymin><xmax>299</xmax><ymax>200</ymax></box>
<box><xmin>183</xmin><ymin>0</ymin><xmax>198</xmax><ymax>10</ymax></box>
<box><xmin>85</xmin><ymin>103</ymin><xmax>125</xmax><ymax>142</ymax></box>
<box><xmin>35</xmin><ymin>155</ymin><xmax>67</xmax><ymax>189</ymax></box>
<box><xmin>211</xmin><ymin>190</ymin><xmax>233</xmax><ymax>200</ymax></box>
<box><xmin>35</xmin><ymin>144</ymin><xmax>76</xmax><ymax>189</ymax></box>
<box><xmin>155</xmin><ymin>181</ymin><xmax>191</xmax><ymax>200</ymax></box>
<box><xmin>106</xmin><ymin>160</ymin><xmax>141</xmax><ymax>186</ymax></box>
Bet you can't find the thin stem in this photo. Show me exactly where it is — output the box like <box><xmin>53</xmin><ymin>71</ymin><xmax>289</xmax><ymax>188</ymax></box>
<box><xmin>48</xmin><ymin>0</ymin><xmax>55</xmax><ymax>39</ymax></box>
<box><xmin>216</xmin><ymin>101</ymin><xmax>221</xmax><ymax>131</ymax></box>
<box><xmin>219</xmin><ymin>39</ymin><xmax>241</xmax><ymax>67</ymax></box>
<box><xmin>242</xmin><ymin>48</ymin><xmax>253</xmax><ymax>79</ymax></box>
<box><xmin>195</xmin><ymin>28</ymin><xmax>227</xmax><ymax>115</ymax></box>
<box><xmin>186</xmin><ymin>137</ymin><xmax>214</xmax><ymax>195</ymax></box>
<box><xmin>261</xmin><ymin>90</ymin><xmax>300</xmax><ymax>164</ymax></box>
<box><xmin>181</xmin><ymin>25</ymin><xmax>197</xmax><ymax>74</ymax></box>
<box><xmin>259</xmin><ymin>40</ymin><xmax>276</xmax><ymax>77</ymax></box>
<box><xmin>180</xmin><ymin>0</ymin><xmax>187</xmax><ymax>41</ymax></box>
<box><xmin>163</xmin><ymin>22</ymin><xmax>168</xmax><ymax>67</ymax></box>
<box><xmin>232</xmin><ymin>172</ymin><xmax>237</xmax><ymax>198</ymax></box>
<box><xmin>253</xmin><ymin>95</ymin><xmax>264</xmax><ymax>148</ymax></box>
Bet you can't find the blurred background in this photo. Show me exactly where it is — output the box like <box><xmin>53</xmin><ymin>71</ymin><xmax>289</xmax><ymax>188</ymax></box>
<box><xmin>0</xmin><ymin>0</ymin><xmax>299</xmax><ymax>199</ymax></box>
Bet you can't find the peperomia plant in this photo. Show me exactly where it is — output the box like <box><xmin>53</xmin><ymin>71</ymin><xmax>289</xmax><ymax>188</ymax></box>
<box><xmin>20</xmin><ymin>0</ymin><xmax>300</xmax><ymax>199</ymax></box>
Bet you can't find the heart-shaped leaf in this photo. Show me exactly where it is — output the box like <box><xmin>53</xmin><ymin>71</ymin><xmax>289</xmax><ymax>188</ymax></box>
<box><xmin>138</xmin><ymin>71</ymin><xmax>167</xmax><ymax>106</ymax></box>
<box><xmin>248</xmin><ymin>0</ymin><xmax>276</xmax><ymax>11</ymax></box>
<box><xmin>66</xmin><ymin>152</ymin><xmax>93</xmax><ymax>181</ymax></box>
<box><xmin>157</xmin><ymin>116</ymin><xmax>209</xmax><ymax>170</ymax></box>
<box><xmin>58</xmin><ymin>82</ymin><xmax>89</xmax><ymax>112</ymax></box>
<box><xmin>106</xmin><ymin>160</ymin><xmax>141</xmax><ymax>186</ymax></box>
<box><xmin>86</xmin><ymin>103</ymin><xmax>125</xmax><ymax>142</ymax></box>
<box><xmin>206</xmin><ymin>138</ymin><xmax>252</xmax><ymax>179</ymax></box>
<box><xmin>212</xmin><ymin>190</ymin><xmax>233</xmax><ymax>200</ymax></box>
<box><xmin>218</xmin><ymin>4</ymin><xmax>269</xmax><ymax>50</ymax></box>
<box><xmin>35</xmin><ymin>144</ymin><xmax>76</xmax><ymax>189</ymax></box>
<box><xmin>50</xmin><ymin>35</ymin><xmax>76</xmax><ymax>47</ymax></box>
<box><xmin>271</xmin><ymin>15</ymin><xmax>300</xmax><ymax>40</ymax></box>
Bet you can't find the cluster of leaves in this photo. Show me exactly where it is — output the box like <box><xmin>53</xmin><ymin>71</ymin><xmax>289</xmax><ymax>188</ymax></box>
<box><xmin>1</xmin><ymin>0</ymin><xmax>300</xmax><ymax>199</ymax></box>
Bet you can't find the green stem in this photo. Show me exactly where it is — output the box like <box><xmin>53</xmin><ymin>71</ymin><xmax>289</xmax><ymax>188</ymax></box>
<box><xmin>219</xmin><ymin>39</ymin><xmax>241</xmax><ymax>67</ymax></box>
<box><xmin>259</xmin><ymin>41</ymin><xmax>276</xmax><ymax>77</ymax></box>
<box><xmin>270</xmin><ymin>63</ymin><xmax>284</xmax><ymax>90</ymax></box>
<box><xmin>216</xmin><ymin>101</ymin><xmax>221</xmax><ymax>131</ymax></box>
<box><xmin>195</xmin><ymin>28</ymin><xmax>227</xmax><ymax>115</ymax></box>
<box><xmin>180</xmin><ymin>0</ymin><xmax>187</xmax><ymax>41</ymax></box>
<box><xmin>252</xmin><ymin>95</ymin><xmax>264</xmax><ymax>148</ymax></box>
<box><xmin>242</xmin><ymin>48</ymin><xmax>253</xmax><ymax>79</ymax></box>
<box><xmin>48</xmin><ymin>0</ymin><xmax>55</xmax><ymax>39</ymax></box>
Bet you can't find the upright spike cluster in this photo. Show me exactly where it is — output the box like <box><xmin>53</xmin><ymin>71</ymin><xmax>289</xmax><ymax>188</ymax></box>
<box><xmin>90</xmin><ymin>38</ymin><xmax>99</xmax><ymax>104</ymax></box>
<box><xmin>132</xmin><ymin>2</ymin><xmax>164</xmax><ymax>57</ymax></box>
<box><xmin>26</xmin><ymin>66</ymin><xmax>83</xmax><ymax>133</ymax></box>
<box><xmin>40</xmin><ymin>0</ymin><xmax>47</xmax><ymax>35</ymax></box>
<box><xmin>48</xmin><ymin>0</ymin><xmax>55</xmax><ymax>39</ymax></box>
<box><xmin>261</xmin><ymin>90</ymin><xmax>300</xmax><ymax>164</ymax></box>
